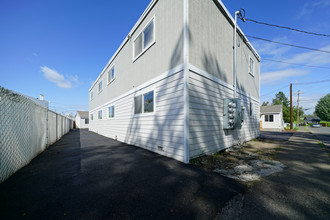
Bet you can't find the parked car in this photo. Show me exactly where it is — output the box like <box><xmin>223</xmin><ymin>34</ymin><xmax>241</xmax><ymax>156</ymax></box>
<box><xmin>311</xmin><ymin>124</ymin><xmax>321</xmax><ymax>128</ymax></box>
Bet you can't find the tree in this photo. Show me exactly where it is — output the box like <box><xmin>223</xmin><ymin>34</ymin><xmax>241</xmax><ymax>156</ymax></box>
<box><xmin>272</xmin><ymin>91</ymin><xmax>291</xmax><ymax>123</ymax></box>
<box><xmin>262</xmin><ymin>101</ymin><xmax>269</xmax><ymax>106</ymax></box>
<box><xmin>315</xmin><ymin>94</ymin><xmax>330</xmax><ymax>121</ymax></box>
<box><xmin>272</xmin><ymin>91</ymin><xmax>289</xmax><ymax>107</ymax></box>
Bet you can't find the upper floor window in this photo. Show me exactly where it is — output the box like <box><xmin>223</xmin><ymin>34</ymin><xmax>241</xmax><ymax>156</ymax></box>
<box><xmin>90</xmin><ymin>91</ymin><xmax>94</xmax><ymax>100</ymax></box>
<box><xmin>133</xmin><ymin>17</ymin><xmax>155</xmax><ymax>61</ymax></box>
<box><xmin>90</xmin><ymin>114</ymin><xmax>93</xmax><ymax>120</ymax></box>
<box><xmin>108</xmin><ymin>105</ymin><xmax>115</xmax><ymax>118</ymax></box>
<box><xmin>134</xmin><ymin>90</ymin><xmax>154</xmax><ymax>114</ymax></box>
<box><xmin>107</xmin><ymin>65</ymin><xmax>115</xmax><ymax>84</ymax></box>
<box><xmin>249</xmin><ymin>57</ymin><xmax>254</xmax><ymax>76</ymax></box>
<box><xmin>98</xmin><ymin>81</ymin><xmax>103</xmax><ymax>93</ymax></box>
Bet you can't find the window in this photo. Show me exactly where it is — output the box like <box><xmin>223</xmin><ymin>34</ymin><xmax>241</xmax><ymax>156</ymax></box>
<box><xmin>90</xmin><ymin>114</ymin><xmax>93</xmax><ymax>120</ymax></box>
<box><xmin>91</xmin><ymin>91</ymin><xmax>94</xmax><ymax>100</ymax></box>
<box><xmin>107</xmin><ymin>66</ymin><xmax>115</xmax><ymax>84</ymax></box>
<box><xmin>250</xmin><ymin>102</ymin><xmax>253</xmax><ymax>116</ymax></box>
<box><xmin>265</xmin><ymin>114</ymin><xmax>274</xmax><ymax>122</ymax></box>
<box><xmin>85</xmin><ymin>119</ymin><xmax>89</xmax><ymax>124</ymax></box>
<box><xmin>133</xmin><ymin>17</ymin><xmax>155</xmax><ymax>60</ymax></box>
<box><xmin>249</xmin><ymin>57</ymin><xmax>254</xmax><ymax>76</ymax></box>
<box><xmin>108</xmin><ymin>105</ymin><xmax>115</xmax><ymax>118</ymax></box>
<box><xmin>98</xmin><ymin>110</ymin><xmax>102</xmax><ymax>119</ymax></box>
<box><xmin>98</xmin><ymin>81</ymin><xmax>103</xmax><ymax>93</ymax></box>
<box><xmin>134</xmin><ymin>90</ymin><xmax>154</xmax><ymax>114</ymax></box>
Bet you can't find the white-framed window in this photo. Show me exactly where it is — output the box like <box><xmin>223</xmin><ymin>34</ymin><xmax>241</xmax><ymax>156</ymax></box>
<box><xmin>134</xmin><ymin>90</ymin><xmax>154</xmax><ymax>114</ymax></box>
<box><xmin>133</xmin><ymin>16</ymin><xmax>155</xmax><ymax>61</ymax></box>
<box><xmin>108</xmin><ymin>105</ymin><xmax>115</xmax><ymax>118</ymax></box>
<box><xmin>85</xmin><ymin>119</ymin><xmax>89</xmax><ymax>124</ymax></box>
<box><xmin>98</xmin><ymin>110</ymin><xmax>102</xmax><ymax>119</ymax></box>
<box><xmin>250</xmin><ymin>102</ymin><xmax>254</xmax><ymax>116</ymax></box>
<box><xmin>249</xmin><ymin>57</ymin><xmax>254</xmax><ymax>76</ymax></box>
<box><xmin>90</xmin><ymin>113</ymin><xmax>93</xmax><ymax>120</ymax></box>
<box><xmin>265</xmin><ymin>114</ymin><xmax>273</xmax><ymax>122</ymax></box>
<box><xmin>98</xmin><ymin>81</ymin><xmax>103</xmax><ymax>93</ymax></box>
<box><xmin>107</xmin><ymin>65</ymin><xmax>115</xmax><ymax>84</ymax></box>
<box><xmin>90</xmin><ymin>91</ymin><xmax>94</xmax><ymax>100</ymax></box>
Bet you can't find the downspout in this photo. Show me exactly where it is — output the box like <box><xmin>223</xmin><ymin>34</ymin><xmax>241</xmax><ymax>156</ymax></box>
<box><xmin>183</xmin><ymin>0</ymin><xmax>190</xmax><ymax>163</ymax></box>
<box><xmin>233</xmin><ymin>11</ymin><xmax>239</xmax><ymax>99</ymax></box>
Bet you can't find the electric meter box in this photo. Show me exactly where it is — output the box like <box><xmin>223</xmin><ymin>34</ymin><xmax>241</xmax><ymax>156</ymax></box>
<box><xmin>223</xmin><ymin>98</ymin><xmax>243</xmax><ymax>129</ymax></box>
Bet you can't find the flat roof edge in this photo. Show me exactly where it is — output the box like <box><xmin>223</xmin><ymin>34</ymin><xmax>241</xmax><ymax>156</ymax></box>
<box><xmin>89</xmin><ymin>0</ymin><xmax>158</xmax><ymax>92</ymax></box>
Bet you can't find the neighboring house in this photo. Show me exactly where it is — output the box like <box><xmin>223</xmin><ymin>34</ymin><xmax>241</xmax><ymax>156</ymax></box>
<box><xmin>304</xmin><ymin>116</ymin><xmax>321</xmax><ymax>124</ymax></box>
<box><xmin>75</xmin><ymin>111</ymin><xmax>89</xmax><ymax>129</ymax></box>
<box><xmin>89</xmin><ymin>0</ymin><xmax>260</xmax><ymax>163</ymax></box>
<box><xmin>260</xmin><ymin>105</ymin><xmax>284</xmax><ymax>131</ymax></box>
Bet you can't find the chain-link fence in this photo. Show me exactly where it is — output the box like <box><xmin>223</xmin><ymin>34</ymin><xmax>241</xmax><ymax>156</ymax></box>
<box><xmin>0</xmin><ymin>87</ymin><xmax>73</xmax><ymax>183</ymax></box>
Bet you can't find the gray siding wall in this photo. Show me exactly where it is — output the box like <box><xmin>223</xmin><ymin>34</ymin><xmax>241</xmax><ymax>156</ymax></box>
<box><xmin>89</xmin><ymin>70</ymin><xmax>185</xmax><ymax>162</ymax></box>
<box><xmin>189</xmin><ymin>0</ymin><xmax>260</xmax><ymax>99</ymax></box>
<box><xmin>90</xmin><ymin>0</ymin><xmax>184</xmax><ymax>111</ymax></box>
<box><xmin>189</xmin><ymin>70</ymin><xmax>260</xmax><ymax>158</ymax></box>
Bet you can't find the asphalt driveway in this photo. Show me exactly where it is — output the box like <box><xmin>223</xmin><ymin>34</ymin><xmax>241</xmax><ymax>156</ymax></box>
<box><xmin>309</xmin><ymin>127</ymin><xmax>330</xmax><ymax>147</ymax></box>
<box><xmin>0</xmin><ymin>129</ymin><xmax>244</xmax><ymax>219</ymax></box>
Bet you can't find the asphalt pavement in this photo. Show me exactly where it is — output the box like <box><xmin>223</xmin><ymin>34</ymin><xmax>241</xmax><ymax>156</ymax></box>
<box><xmin>219</xmin><ymin>131</ymin><xmax>330</xmax><ymax>220</ymax></box>
<box><xmin>0</xmin><ymin>129</ymin><xmax>244</xmax><ymax>220</ymax></box>
<box><xmin>309</xmin><ymin>127</ymin><xmax>330</xmax><ymax>147</ymax></box>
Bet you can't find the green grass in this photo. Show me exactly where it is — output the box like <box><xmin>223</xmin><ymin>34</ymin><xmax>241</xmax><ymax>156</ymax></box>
<box><xmin>294</xmin><ymin>127</ymin><xmax>300</xmax><ymax>130</ymax></box>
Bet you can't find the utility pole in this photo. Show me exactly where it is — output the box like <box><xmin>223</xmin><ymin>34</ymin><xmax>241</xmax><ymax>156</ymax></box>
<box><xmin>296</xmin><ymin>90</ymin><xmax>304</xmax><ymax>127</ymax></box>
<box><xmin>290</xmin><ymin>83</ymin><xmax>293</xmax><ymax>129</ymax></box>
<box><xmin>297</xmin><ymin>90</ymin><xmax>300</xmax><ymax>127</ymax></box>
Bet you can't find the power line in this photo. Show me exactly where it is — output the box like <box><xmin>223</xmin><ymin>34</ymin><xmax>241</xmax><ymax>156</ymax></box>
<box><xmin>293</xmin><ymin>79</ymin><xmax>330</xmax><ymax>85</ymax></box>
<box><xmin>262</xmin><ymin>58</ymin><xmax>330</xmax><ymax>70</ymax></box>
<box><xmin>260</xmin><ymin>85</ymin><xmax>289</xmax><ymax>97</ymax></box>
<box><xmin>246</xmin><ymin>35</ymin><xmax>330</xmax><ymax>54</ymax></box>
<box><xmin>245</xmin><ymin>18</ymin><xmax>330</xmax><ymax>37</ymax></box>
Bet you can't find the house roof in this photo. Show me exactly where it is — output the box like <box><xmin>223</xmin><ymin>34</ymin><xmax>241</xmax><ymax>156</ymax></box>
<box><xmin>77</xmin><ymin>111</ymin><xmax>89</xmax><ymax>119</ymax></box>
<box><xmin>260</xmin><ymin>105</ymin><xmax>282</xmax><ymax>114</ymax></box>
<box><xmin>304</xmin><ymin>116</ymin><xmax>321</xmax><ymax>122</ymax></box>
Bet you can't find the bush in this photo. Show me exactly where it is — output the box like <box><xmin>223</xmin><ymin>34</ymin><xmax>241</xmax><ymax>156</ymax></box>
<box><xmin>294</xmin><ymin>127</ymin><xmax>299</xmax><ymax>130</ymax></box>
<box><xmin>327</xmin><ymin>122</ymin><xmax>330</xmax><ymax>127</ymax></box>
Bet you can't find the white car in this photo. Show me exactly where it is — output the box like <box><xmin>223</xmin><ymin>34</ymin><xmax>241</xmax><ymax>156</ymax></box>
<box><xmin>311</xmin><ymin>124</ymin><xmax>321</xmax><ymax>128</ymax></box>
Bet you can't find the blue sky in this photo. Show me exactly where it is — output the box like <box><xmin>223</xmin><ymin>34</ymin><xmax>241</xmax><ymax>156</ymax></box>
<box><xmin>1</xmin><ymin>0</ymin><xmax>329</xmax><ymax>115</ymax></box>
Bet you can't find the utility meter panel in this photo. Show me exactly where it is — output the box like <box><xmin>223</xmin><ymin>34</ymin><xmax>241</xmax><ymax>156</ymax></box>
<box><xmin>223</xmin><ymin>98</ymin><xmax>242</xmax><ymax>129</ymax></box>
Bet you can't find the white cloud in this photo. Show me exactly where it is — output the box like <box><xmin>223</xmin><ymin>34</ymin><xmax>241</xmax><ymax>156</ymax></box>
<box><xmin>296</xmin><ymin>0</ymin><xmax>330</xmax><ymax>19</ymax></box>
<box><xmin>261</xmin><ymin>69</ymin><xmax>309</xmax><ymax>85</ymax></box>
<box><xmin>67</xmin><ymin>75</ymin><xmax>81</xmax><ymax>84</ymax></box>
<box><xmin>287</xmin><ymin>45</ymin><xmax>330</xmax><ymax>66</ymax></box>
<box><xmin>41</xmin><ymin>66</ymin><xmax>73</xmax><ymax>89</ymax></box>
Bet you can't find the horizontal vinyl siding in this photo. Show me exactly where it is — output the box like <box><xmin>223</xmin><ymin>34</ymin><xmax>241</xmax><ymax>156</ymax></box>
<box><xmin>189</xmin><ymin>71</ymin><xmax>260</xmax><ymax>158</ymax></box>
<box><xmin>89</xmin><ymin>70</ymin><xmax>185</xmax><ymax>162</ymax></box>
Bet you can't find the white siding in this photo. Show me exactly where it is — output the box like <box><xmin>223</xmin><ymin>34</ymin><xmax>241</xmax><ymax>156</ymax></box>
<box><xmin>89</xmin><ymin>70</ymin><xmax>185</xmax><ymax>162</ymax></box>
<box><xmin>260</xmin><ymin>113</ymin><xmax>282</xmax><ymax>130</ymax></box>
<box><xmin>189</xmin><ymin>70</ymin><xmax>260</xmax><ymax>158</ymax></box>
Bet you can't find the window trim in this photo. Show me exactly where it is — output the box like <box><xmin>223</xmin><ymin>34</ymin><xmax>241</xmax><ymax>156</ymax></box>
<box><xmin>108</xmin><ymin>105</ymin><xmax>115</xmax><ymax>119</ymax></box>
<box><xmin>98</xmin><ymin>110</ymin><xmax>103</xmax><ymax>120</ymax></box>
<box><xmin>132</xmin><ymin>15</ymin><xmax>156</xmax><ymax>62</ymax></box>
<box><xmin>98</xmin><ymin>80</ymin><xmax>103</xmax><ymax>94</ymax></box>
<box><xmin>134</xmin><ymin>89</ymin><xmax>155</xmax><ymax>117</ymax></box>
<box><xmin>249</xmin><ymin>56</ymin><xmax>255</xmax><ymax>77</ymax></box>
<box><xmin>107</xmin><ymin>64</ymin><xmax>115</xmax><ymax>85</ymax></box>
<box><xmin>265</xmin><ymin>114</ymin><xmax>274</xmax><ymax>122</ymax></box>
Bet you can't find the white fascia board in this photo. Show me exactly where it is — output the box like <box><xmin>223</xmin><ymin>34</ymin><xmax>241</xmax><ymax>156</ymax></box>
<box><xmin>214</xmin><ymin>0</ymin><xmax>261</xmax><ymax>61</ymax></box>
<box><xmin>89</xmin><ymin>0</ymin><xmax>159</xmax><ymax>92</ymax></box>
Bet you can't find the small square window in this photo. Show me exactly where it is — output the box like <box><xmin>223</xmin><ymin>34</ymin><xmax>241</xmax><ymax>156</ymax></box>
<box><xmin>108</xmin><ymin>66</ymin><xmax>115</xmax><ymax>84</ymax></box>
<box><xmin>249</xmin><ymin>57</ymin><xmax>254</xmax><ymax>76</ymax></box>
<box><xmin>98</xmin><ymin>110</ymin><xmax>102</xmax><ymax>119</ymax></box>
<box><xmin>98</xmin><ymin>81</ymin><xmax>103</xmax><ymax>93</ymax></box>
<box><xmin>85</xmin><ymin>118</ymin><xmax>89</xmax><ymax>124</ymax></box>
<box><xmin>108</xmin><ymin>105</ymin><xmax>115</xmax><ymax>118</ymax></box>
<box><xmin>269</xmin><ymin>115</ymin><xmax>274</xmax><ymax>122</ymax></box>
